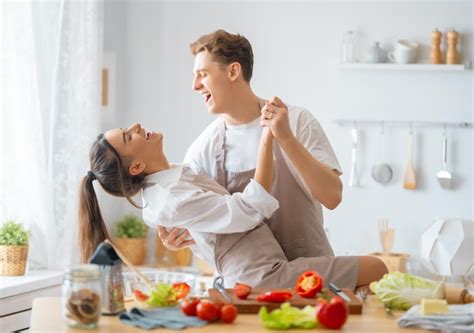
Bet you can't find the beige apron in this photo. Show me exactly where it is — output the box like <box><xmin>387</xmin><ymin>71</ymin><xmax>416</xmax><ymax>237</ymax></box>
<box><xmin>212</xmin><ymin>100</ymin><xmax>359</xmax><ymax>290</ymax></box>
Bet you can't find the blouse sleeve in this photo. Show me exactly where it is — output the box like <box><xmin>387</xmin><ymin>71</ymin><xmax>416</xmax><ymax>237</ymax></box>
<box><xmin>158</xmin><ymin>179</ymin><xmax>279</xmax><ymax>234</ymax></box>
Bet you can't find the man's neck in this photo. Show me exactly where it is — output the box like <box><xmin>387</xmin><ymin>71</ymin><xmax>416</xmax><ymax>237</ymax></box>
<box><xmin>222</xmin><ymin>86</ymin><xmax>261</xmax><ymax>126</ymax></box>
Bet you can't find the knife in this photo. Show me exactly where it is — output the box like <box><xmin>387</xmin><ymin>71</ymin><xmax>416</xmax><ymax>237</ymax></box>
<box><xmin>212</xmin><ymin>276</ymin><xmax>233</xmax><ymax>304</ymax></box>
<box><xmin>329</xmin><ymin>283</ymin><xmax>351</xmax><ymax>302</ymax></box>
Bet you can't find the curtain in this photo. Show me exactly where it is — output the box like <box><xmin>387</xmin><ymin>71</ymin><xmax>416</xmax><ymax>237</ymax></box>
<box><xmin>1</xmin><ymin>0</ymin><xmax>103</xmax><ymax>269</ymax></box>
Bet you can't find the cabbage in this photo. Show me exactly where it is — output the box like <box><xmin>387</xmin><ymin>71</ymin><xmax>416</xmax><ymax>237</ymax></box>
<box><xmin>259</xmin><ymin>302</ymin><xmax>317</xmax><ymax>330</ymax></box>
<box><xmin>370</xmin><ymin>272</ymin><xmax>444</xmax><ymax>310</ymax></box>
<box><xmin>146</xmin><ymin>283</ymin><xmax>178</xmax><ymax>307</ymax></box>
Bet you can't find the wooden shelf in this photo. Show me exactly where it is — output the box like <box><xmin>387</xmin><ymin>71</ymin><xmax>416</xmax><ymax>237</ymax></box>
<box><xmin>338</xmin><ymin>62</ymin><xmax>471</xmax><ymax>71</ymax></box>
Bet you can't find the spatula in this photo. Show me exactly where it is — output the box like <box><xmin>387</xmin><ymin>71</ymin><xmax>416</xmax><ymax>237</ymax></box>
<box><xmin>437</xmin><ymin>129</ymin><xmax>451</xmax><ymax>189</ymax></box>
<box><xmin>403</xmin><ymin>130</ymin><xmax>417</xmax><ymax>190</ymax></box>
<box><xmin>104</xmin><ymin>239</ymin><xmax>154</xmax><ymax>290</ymax></box>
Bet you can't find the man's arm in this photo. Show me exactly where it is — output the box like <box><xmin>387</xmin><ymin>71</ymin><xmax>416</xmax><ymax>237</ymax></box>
<box><xmin>262</xmin><ymin>97</ymin><xmax>342</xmax><ymax>210</ymax></box>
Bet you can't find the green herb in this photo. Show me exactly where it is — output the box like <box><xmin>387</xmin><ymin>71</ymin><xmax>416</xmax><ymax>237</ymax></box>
<box><xmin>0</xmin><ymin>221</ymin><xmax>30</xmax><ymax>246</ymax></box>
<box><xmin>146</xmin><ymin>283</ymin><xmax>178</xmax><ymax>307</ymax></box>
<box><xmin>259</xmin><ymin>302</ymin><xmax>317</xmax><ymax>330</ymax></box>
<box><xmin>370</xmin><ymin>272</ymin><xmax>444</xmax><ymax>311</ymax></box>
<box><xmin>114</xmin><ymin>214</ymin><xmax>148</xmax><ymax>239</ymax></box>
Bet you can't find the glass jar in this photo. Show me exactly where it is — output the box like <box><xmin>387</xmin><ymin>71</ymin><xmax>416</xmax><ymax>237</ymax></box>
<box><xmin>62</xmin><ymin>264</ymin><xmax>102</xmax><ymax>329</ymax></box>
<box><xmin>341</xmin><ymin>30</ymin><xmax>356</xmax><ymax>63</ymax></box>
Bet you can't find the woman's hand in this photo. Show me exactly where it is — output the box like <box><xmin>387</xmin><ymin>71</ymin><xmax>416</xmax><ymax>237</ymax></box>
<box><xmin>260</xmin><ymin>96</ymin><xmax>296</xmax><ymax>147</ymax></box>
<box><xmin>157</xmin><ymin>226</ymin><xmax>195</xmax><ymax>250</ymax></box>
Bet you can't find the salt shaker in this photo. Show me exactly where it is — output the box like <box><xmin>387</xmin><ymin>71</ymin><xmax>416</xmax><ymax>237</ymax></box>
<box><xmin>89</xmin><ymin>242</ymin><xmax>125</xmax><ymax>315</ymax></box>
<box><xmin>446</xmin><ymin>28</ymin><xmax>459</xmax><ymax>64</ymax></box>
<box><xmin>429</xmin><ymin>28</ymin><xmax>442</xmax><ymax>64</ymax></box>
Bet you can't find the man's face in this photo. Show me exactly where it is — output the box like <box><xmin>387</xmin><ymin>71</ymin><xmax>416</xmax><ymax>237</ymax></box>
<box><xmin>192</xmin><ymin>50</ymin><xmax>232</xmax><ymax>115</ymax></box>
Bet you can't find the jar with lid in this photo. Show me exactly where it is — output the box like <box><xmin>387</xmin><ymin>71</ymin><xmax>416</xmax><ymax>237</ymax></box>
<box><xmin>62</xmin><ymin>264</ymin><xmax>101</xmax><ymax>329</ymax></box>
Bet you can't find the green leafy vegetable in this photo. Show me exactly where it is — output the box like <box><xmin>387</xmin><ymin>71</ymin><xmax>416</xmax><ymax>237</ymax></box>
<box><xmin>146</xmin><ymin>283</ymin><xmax>178</xmax><ymax>307</ymax></box>
<box><xmin>370</xmin><ymin>272</ymin><xmax>444</xmax><ymax>310</ymax></box>
<box><xmin>258</xmin><ymin>302</ymin><xmax>317</xmax><ymax>330</ymax></box>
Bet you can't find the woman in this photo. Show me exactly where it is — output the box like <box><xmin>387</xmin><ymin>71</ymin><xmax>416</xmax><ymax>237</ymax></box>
<box><xmin>78</xmin><ymin>110</ymin><xmax>386</xmax><ymax>290</ymax></box>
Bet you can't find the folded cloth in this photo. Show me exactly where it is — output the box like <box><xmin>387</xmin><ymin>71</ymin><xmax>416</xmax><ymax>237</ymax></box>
<box><xmin>397</xmin><ymin>304</ymin><xmax>474</xmax><ymax>332</ymax></box>
<box><xmin>119</xmin><ymin>307</ymin><xmax>207</xmax><ymax>330</ymax></box>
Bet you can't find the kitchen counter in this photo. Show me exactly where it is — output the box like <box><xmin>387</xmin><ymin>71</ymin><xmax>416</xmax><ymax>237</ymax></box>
<box><xmin>30</xmin><ymin>296</ymin><xmax>431</xmax><ymax>332</ymax></box>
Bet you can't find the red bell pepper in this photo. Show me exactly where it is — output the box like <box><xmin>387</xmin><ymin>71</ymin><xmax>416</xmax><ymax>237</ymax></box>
<box><xmin>295</xmin><ymin>271</ymin><xmax>323</xmax><ymax>298</ymax></box>
<box><xmin>316</xmin><ymin>296</ymin><xmax>349</xmax><ymax>329</ymax></box>
<box><xmin>172</xmin><ymin>282</ymin><xmax>191</xmax><ymax>300</ymax></box>
<box><xmin>257</xmin><ymin>291</ymin><xmax>293</xmax><ymax>303</ymax></box>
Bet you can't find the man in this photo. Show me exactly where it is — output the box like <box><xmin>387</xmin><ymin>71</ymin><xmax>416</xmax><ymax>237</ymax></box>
<box><xmin>158</xmin><ymin>30</ymin><xmax>386</xmax><ymax>289</ymax></box>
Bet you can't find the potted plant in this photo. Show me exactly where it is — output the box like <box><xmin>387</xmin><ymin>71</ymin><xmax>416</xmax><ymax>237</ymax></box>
<box><xmin>113</xmin><ymin>214</ymin><xmax>148</xmax><ymax>265</ymax></box>
<box><xmin>0</xmin><ymin>220</ymin><xmax>30</xmax><ymax>276</ymax></box>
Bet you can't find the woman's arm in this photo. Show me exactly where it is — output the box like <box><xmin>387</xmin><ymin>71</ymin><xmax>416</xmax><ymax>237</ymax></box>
<box><xmin>254</xmin><ymin>127</ymin><xmax>273</xmax><ymax>192</ymax></box>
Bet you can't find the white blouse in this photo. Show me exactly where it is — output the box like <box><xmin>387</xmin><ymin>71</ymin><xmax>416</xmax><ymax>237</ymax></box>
<box><xmin>141</xmin><ymin>164</ymin><xmax>279</xmax><ymax>270</ymax></box>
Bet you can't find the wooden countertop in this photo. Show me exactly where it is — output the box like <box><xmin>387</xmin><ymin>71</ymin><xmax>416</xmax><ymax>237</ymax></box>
<box><xmin>30</xmin><ymin>296</ymin><xmax>430</xmax><ymax>332</ymax></box>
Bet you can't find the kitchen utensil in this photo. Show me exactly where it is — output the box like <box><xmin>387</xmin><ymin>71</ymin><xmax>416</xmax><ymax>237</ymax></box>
<box><xmin>348</xmin><ymin>127</ymin><xmax>359</xmax><ymax>187</ymax></box>
<box><xmin>89</xmin><ymin>241</ymin><xmax>125</xmax><ymax>315</ymax></box>
<box><xmin>212</xmin><ymin>276</ymin><xmax>233</xmax><ymax>304</ymax></box>
<box><xmin>403</xmin><ymin>129</ymin><xmax>417</xmax><ymax>190</ymax></box>
<box><xmin>329</xmin><ymin>283</ymin><xmax>352</xmax><ymax>302</ymax></box>
<box><xmin>372</xmin><ymin>125</ymin><xmax>393</xmax><ymax>184</ymax></box>
<box><xmin>208</xmin><ymin>288</ymin><xmax>363</xmax><ymax>314</ymax></box>
<box><xmin>378</xmin><ymin>218</ymin><xmax>395</xmax><ymax>255</ymax></box>
<box><xmin>104</xmin><ymin>239</ymin><xmax>154</xmax><ymax>290</ymax></box>
<box><xmin>437</xmin><ymin>128</ymin><xmax>452</xmax><ymax>189</ymax></box>
<box><xmin>388</xmin><ymin>40</ymin><xmax>418</xmax><ymax>64</ymax></box>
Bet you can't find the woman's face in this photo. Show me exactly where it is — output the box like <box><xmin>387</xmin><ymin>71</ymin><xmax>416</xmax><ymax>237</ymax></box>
<box><xmin>104</xmin><ymin>123</ymin><xmax>164</xmax><ymax>175</ymax></box>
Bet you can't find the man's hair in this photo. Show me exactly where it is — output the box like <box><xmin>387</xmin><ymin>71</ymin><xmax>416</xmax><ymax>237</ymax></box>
<box><xmin>190</xmin><ymin>30</ymin><xmax>254</xmax><ymax>83</ymax></box>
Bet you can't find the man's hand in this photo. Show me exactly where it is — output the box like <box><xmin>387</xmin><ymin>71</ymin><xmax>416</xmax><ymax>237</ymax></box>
<box><xmin>157</xmin><ymin>226</ymin><xmax>195</xmax><ymax>251</ymax></box>
<box><xmin>260</xmin><ymin>96</ymin><xmax>296</xmax><ymax>147</ymax></box>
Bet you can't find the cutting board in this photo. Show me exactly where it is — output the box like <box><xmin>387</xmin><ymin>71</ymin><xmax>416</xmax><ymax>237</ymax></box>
<box><xmin>208</xmin><ymin>288</ymin><xmax>363</xmax><ymax>314</ymax></box>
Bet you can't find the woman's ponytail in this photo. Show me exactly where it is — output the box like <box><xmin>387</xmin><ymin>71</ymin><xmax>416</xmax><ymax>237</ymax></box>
<box><xmin>77</xmin><ymin>175</ymin><xmax>110</xmax><ymax>262</ymax></box>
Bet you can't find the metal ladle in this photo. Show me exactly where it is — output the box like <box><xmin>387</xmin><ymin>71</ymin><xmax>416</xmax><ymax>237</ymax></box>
<box><xmin>437</xmin><ymin>125</ymin><xmax>452</xmax><ymax>189</ymax></box>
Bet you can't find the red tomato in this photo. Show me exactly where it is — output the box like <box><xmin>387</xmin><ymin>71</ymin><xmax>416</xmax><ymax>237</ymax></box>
<box><xmin>180</xmin><ymin>297</ymin><xmax>200</xmax><ymax>316</ymax></box>
<box><xmin>220</xmin><ymin>304</ymin><xmax>238</xmax><ymax>323</ymax></box>
<box><xmin>196</xmin><ymin>301</ymin><xmax>219</xmax><ymax>322</ymax></box>
<box><xmin>233</xmin><ymin>283</ymin><xmax>251</xmax><ymax>300</ymax></box>
<box><xmin>133</xmin><ymin>289</ymin><xmax>149</xmax><ymax>302</ymax></box>
<box><xmin>316</xmin><ymin>296</ymin><xmax>349</xmax><ymax>329</ymax></box>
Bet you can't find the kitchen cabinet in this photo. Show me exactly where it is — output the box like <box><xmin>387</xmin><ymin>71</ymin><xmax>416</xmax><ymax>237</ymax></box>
<box><xmin>0</xmin><ymin>270</ymin><xmax>62</xmax><ymax>332</ymax></box>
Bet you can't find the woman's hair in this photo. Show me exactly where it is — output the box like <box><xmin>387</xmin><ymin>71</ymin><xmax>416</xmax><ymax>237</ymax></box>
<box><xmin>190</xmin><ymin>29</ymin><xmax>254</xmax><ymax>83</ymax></box>
<box><xmin>77</xmin><ymin>134</ymin><xmax>146</xmax><ymax>262</ymax></box>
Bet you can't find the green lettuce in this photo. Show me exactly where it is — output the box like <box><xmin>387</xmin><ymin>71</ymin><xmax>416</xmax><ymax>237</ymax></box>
<box><xmin>146</xmin><ymin>283</ymin><xmax>178</xmax><ymax>307</ymax></box>
<box><xmin>370</xmin><ymin>272</ymin><xmax>444</xmax><ymax>310</ymax></box>
<box><xmin>259</xmin><ymin>302</ymin><xmax>317</xmax><ymax>330</ymax></box>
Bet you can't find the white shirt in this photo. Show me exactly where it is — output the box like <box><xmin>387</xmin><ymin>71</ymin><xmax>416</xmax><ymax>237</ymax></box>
<box><xmin>141</xmin><ymin>164</ymin><xmax>279</xmax><ymax>270</ymax></box>
<box><xmin>184</xmin><ymin>105</ymin><xmax>342</xmax><ymax>201</ymax></box>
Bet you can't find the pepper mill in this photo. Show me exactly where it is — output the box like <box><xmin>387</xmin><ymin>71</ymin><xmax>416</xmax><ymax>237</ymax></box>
<box><xmin>429</xmin><ymin>28</ymin><xmax>442</xmax><ymax>64</ymax></box>
<box><xmin>446</xmin><ymin>28</ymin><xmax>459</xmax><ymax>64</ymax></box>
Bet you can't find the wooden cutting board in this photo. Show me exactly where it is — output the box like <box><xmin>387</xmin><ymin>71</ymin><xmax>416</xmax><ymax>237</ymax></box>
<box><xmin>208</xmin><ymin>288</ymin><xmax>363</xmax><ymax>314</ymax></box>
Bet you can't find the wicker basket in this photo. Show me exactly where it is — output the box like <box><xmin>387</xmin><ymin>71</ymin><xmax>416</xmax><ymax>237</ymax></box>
<box><xmin>0</xmin><ymin>245</ymin><xmax>29</xmax><ymax>276</ymax></box>
<box><xmin>114</xmin><ymin>238</ymin><xmax>147</xmax><ymax>265</ymax></box>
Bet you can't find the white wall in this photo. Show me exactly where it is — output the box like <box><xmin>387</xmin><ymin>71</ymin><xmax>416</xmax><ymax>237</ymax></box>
<box><xmin>103</xmin><ymin>1</ymin><xmax>473</xmax><ymax>268</ymax></box>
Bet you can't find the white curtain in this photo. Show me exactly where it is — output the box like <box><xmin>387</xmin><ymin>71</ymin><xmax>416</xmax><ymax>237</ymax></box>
<box><xmin>1</xmin><ymin>0</ymin><xmax>103</xmax><ymax>269</ymax></box>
